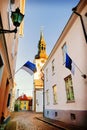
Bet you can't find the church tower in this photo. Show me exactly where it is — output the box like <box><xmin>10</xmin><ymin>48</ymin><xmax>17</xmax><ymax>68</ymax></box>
<box><xmin>33</xmin><ymin>30</ymin><xmax>48</xmax><ymax>112</ymax></box>
<box><xmin>35</xmin><ymin>30</ymin><xmax>48</xmax><ymax>59</ymax></box>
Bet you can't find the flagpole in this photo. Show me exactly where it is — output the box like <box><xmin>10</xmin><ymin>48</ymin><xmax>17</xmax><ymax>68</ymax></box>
<box><xmin>73</xmin><ymin>62</ymin><xmax>83</xmax><ymax>74</ymax></box>
<box><xmin>9</xmin><ymin>66</ymin><xmax>22</xmax><ymax>80</ymax></box>
<box><xmin>15</xmin><ymin>67</ymin><xmax>22</xmax><ymax>75</ymax></box>
<box><xmin>9</xmin><ymin>60</ymin><xmax>37</xmax><ymax>80</ymax></box>
<box><xmin>73</xmin><ymin>62</ymin><xmax>87</xmax><ymax>79</ymax></box>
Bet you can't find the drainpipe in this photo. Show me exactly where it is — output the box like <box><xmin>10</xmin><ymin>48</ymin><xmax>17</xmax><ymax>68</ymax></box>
<box><xmin>72</xmin><ymin>7</ymin><xmax>87</xmax><ymax>43</ymax></box>
<box><xmin>41</xmin><ymin>69</ymin><xmax>45</xmax><ymax>117</ymax></box>
<box><xmin>2</xmin><ymin>34</ymin><xmax>13</xmax><ymax>83</ymax></box>
<box><xmin>43</xmin><ymin>78</ymin><xmax>45</xmax><ymax>117</ymax></box>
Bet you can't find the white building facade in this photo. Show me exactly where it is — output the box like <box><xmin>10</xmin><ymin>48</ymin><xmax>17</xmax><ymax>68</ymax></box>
<box><xmin>33</xmin><ymin>31</ymin><xmax>48</xmax><ymax>112</ymax></box>
<box><xmin>43</xmin><ymin>0</ymin><xmax>87</xmax><ymax>127</ymax></box>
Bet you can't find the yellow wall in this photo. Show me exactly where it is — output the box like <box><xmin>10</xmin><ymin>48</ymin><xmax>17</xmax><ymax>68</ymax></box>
<box><xmin>19</xmin><ymin>0</ymin><xmax>26</xmax><ymax>36</ymax></box>
<box><xmin>20</xmin><ymin>100</ymin><xmax>29</xmax><ymax>110</ymax></box>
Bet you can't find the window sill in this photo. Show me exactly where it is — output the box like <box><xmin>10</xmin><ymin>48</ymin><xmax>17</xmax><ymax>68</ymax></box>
<box><xmin>47</xmin><ymin>103</ymin><xmax>50</xmax><ymax>105</ymax></box>
<box><xmin>66</xmin><ymin>100</ymin><xmax>75</xmax><ymax>103</ymax></box>
<box><xmin>52</xmin><ymin>72</ymin><xmax>55</xmax><ymax>76</ymax></box>
<box><xmin>53</xmin><ymin>102</ymin><xmax>58</xmax><ymax>105</ymax></box>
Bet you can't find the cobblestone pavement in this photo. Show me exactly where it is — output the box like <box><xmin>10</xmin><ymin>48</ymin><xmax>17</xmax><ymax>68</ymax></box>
<box><xmin>9</xmin><ymin>111</ymin><xmax>62</xmax><ymax>130</ymax></box>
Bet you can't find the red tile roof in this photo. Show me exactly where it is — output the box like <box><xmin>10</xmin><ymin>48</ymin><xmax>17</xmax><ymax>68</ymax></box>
<box><xmin>17</xmin><ymin>94</ymin><xmax>32</xmax><ymax>101</ymax></box>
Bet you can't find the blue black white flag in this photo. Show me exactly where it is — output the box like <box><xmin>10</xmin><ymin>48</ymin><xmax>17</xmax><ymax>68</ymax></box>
<box><xmin>65</xmin><ymin>53</ymin><xmax>75</xmax><ymax>75</ymax></box>
<box><xmin>22</xmin><ymin>61</ymin><xmax>37</xmax><ymax>75</ymax></box>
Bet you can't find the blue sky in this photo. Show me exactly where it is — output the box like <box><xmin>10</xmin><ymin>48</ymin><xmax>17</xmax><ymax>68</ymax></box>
<box><xmin>15</xmin><ymin>0</ymin><xmax>80</xmax><ymax>97</ymax></box>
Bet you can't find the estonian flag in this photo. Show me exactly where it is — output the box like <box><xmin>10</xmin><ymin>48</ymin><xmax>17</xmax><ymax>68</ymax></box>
<box><xmin>22</xmin><ymin>61</ymin><xmax>37</xmax><ymax>75</ymax></box>
<box><xmin>65</xmin><ymin>53</ymin><xmax>75</xmax><ymax>75</ymax></box>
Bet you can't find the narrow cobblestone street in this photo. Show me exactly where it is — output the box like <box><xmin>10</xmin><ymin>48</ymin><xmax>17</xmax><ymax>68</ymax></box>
<box><xmin>5</xmin><ymin>111</ymin><xmax>63</xmax><ymax>130</ymax></box>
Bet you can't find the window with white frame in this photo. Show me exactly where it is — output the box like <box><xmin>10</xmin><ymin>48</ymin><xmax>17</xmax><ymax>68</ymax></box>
<box><xmin>52</xmin><ymin>85</ymin><xmax>57</xmax><ymax>104</ymax></box>
<box><xmin>24</xmin><ymin>101</ymin><xmax>26</xmax><ymax>105</ymax></box>
<box><xmin>46</xmin><ymin>89</ymin><xmax>50</xmax><ymax>105</ymax></box>
<box><xmin>46</xmin><ymin>68</ymin><xmax>48</xmax><ymax>81</ymax></box>
<box><xmin>62</xmin><ymin>43</ymin><xmax>67</xmax><ymax>63</ymax></box>
<box><xmin>64</xmin><ymin>75</ymin><xmax>75</xmax><ymax>102</ymax></box>
<box><xmin>52</xmin><ymin>59</ymin><xmax>55</xmax><ymax>75</ymax></box>
<box><xmin>7</xmin><ymin>0</ymin><xmax>15</xmax><ymax>29</ymax></box>
<box><xmin>11</xmin><ymin>37</ymin><xmax>16</xmax><ymax>58</ymax></box>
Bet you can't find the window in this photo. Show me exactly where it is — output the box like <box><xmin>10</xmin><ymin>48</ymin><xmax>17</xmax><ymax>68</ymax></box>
<box><xmin>46</xmin><ymin>68</ymin><xmax>48</xmax><ymax>81</ymax></box>
<box><xmin>47</xmin><ymin>111</ymin><xmax>49</xmax><ymax>115</ymax></box>
<box><xmin>62</xmin><ymin>43</ymin><xmax>67</xmax><ymax>63</ymax></box>
<box><xmin>46</xmin><ymin>89</ymin><xmax>50</xmax><ymax>105</ymax></box>
<box><xmin>53</xmin><ymin>85</ymin><xmax>57</xmax><ymax>104</ymax></box>
<box><xmin>0</xmin><ymin>55</ymin><xmax>4</xmax><ymax>83</ymax></box>
<box><xmin>52</xmin><ymin>59</ymin><xmax>55</xmax><ymax>75</ymax></box>
<box><xmin>7</xmin><ymin>93</ymin><xmax>11</xmax><ymax>107</ymax></box>
<box><xmin>36</xmin><ymin>99</ymin><xmax>39</xmax><ymax>106</ymax></box>
<box><xmin>8</xmin><ymin>0</ymin><xmax>15</xmax><ymax>29</ymax></box>
<box><xmin>11</xmin><ymin>37</ymin><xmax>16</xmax><ymax>58</ymax></box>
<box><xmin>64</xmin><ymin>75</ymin><xmax>75</xmax><ymax>102</ymax></box>
<box><xmin>24</xmin><ymin>101</ymin><xmax>26</xmax><ymax>105</ymax></box>
<box><xmin>10</xmin><ymin>0</ymin><xmax>15</xmax><ymax>4</ymax></box>
<box><xmin>55</xmin><ymin>112</ymin><xmax>58</xmax><ymax>117</ymax></box>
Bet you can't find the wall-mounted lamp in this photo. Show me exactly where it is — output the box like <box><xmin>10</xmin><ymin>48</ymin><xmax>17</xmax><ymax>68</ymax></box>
<box><xmin>72</xmin><ymin>6</ymin><xmax>87</xmax><ymax>43</ymax></box>
<box><xmin>0</xmin><ymin>8</ymin><xmax>24</xmax><ymax>34</ymax></box>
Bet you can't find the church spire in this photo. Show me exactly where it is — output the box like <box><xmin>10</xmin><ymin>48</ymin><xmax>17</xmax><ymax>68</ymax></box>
<box><xmin>40</xmin><ymin>29</ymin><xmax>43</xmax><ymax>39</ymax></box>
<box><xmin>35</xmin><ymin>30</ymin><xmax>48</xmax><ymax>59</ymax></box>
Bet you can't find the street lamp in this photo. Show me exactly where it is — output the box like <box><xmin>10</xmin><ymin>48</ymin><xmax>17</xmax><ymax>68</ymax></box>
<box><xmin>0</xmin><ymin>8</ymin><xmax>24</xmax><ymax>34</ymax></box>
<box><xmin>72</xmin><ymin>6</ymin><xmax>87</xmax><ymax>43</ymax></box>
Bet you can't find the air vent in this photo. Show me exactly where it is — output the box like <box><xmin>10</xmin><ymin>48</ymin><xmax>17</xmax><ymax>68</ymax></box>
<box><xmin>47</xmin><ymin>111</ymin><xmax>49</xmax><ymax>115</ymax></box>
<box><xmin>71</xmin><ymin>113</ymin><xmax>76</xmax><ymax>120</ymax></box>
<box><xmin>85</xmin><ymin>12</ymin><xmax>87</xmax><ymax>17</ymax></box>
<box><xmin>55</xmin><ymin>112</ymin><xmax>58</xmax><ymax>117</ymax></box>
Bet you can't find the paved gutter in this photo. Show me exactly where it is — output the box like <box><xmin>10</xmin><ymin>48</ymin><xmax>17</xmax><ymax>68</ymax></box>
<box><xmin>36</xmin><ymin>117</ymin><xmax>69</xmax><ymax>130</ymax></box>
<box><xmin>36</xmin><ymin>116</ymin><xmax>87</xmax><ymax>130</ymax></box>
